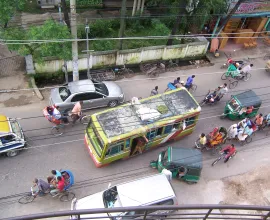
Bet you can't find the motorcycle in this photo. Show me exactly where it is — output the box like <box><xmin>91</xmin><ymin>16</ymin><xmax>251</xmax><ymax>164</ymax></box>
<box><xmin>199</xmin><ymin>90</ymin><xmax>223</xmax><ymax>107</ymax></box>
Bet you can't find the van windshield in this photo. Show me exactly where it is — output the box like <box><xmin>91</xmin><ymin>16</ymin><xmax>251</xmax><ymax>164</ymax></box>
<box><xmin>229</xmin><ymin>98</ymin><xmax>240</xmax><ymax>111</ymax></box>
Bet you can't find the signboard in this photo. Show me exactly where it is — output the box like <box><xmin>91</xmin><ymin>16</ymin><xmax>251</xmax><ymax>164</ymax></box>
<box><xmin>229</xmin><ymin>0</ymin><xmax>270</xmax><ymax>14</ymax></box>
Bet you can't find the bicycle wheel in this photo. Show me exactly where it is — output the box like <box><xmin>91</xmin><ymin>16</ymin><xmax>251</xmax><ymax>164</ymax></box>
<box><xmin>18</xmin><ymin>194</ymin><xmax>35</xmax><ymax>204</ymax></box>
<box><xmin>199</xmin><ymin>100</ymin><xmax>206</xmax><ymax>107</ymax></box>
<box><xmin>212</xmin><ymin>158</ymin><xmax>221</xmax><ymax>166</ymax></box>
<box><xmin>221</xmin><ymin>73</ymin><xmax>228</xmax><ymax>80</ymax></box>
<box><xmin>245</xmin><ymin>136</ymin><xmax>252</xmax><ymax>144</ymax></box>
<box><xmin>59</xmin><ymin>192</ymin><xmax>75</xmax><ymax>202</ymax></box>
<box><xmin>51</xmin><ymin>125</ymin><xmax>64</xmax><ymax>136</ymax></box>
<box><xmin>243</xmin><ymin>72</ymin><xmax>251</xmax><ymax>82</ymax></box>
<box><xmin>80</xmin><ymin>115</ymin><xmax>90</xmax><ymax>125</ymax></box>
<box><xmin>189</xmin><ymin>84</ymin><xmax>197</xmax><ymax>93</ymax></box>
<box><xmin>229</xmin><ymin>80</ymin><xmax>238</xmax><ymax>89</ymax></box>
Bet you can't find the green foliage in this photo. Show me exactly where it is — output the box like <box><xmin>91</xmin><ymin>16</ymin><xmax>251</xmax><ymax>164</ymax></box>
<box><xmin>0</xmin><ymin>0</ymin><xmax>26</xmax><ymax>27</ymax></box>
<box><xmin>66</xmin><ymin>0</ymin><xmax>102</xmax><ymax>7</ymax></box>
<box><xmin>89</xmin><ymin>19</ymin><xmax>120</xmax><ymax>38</ymax></box>
<box><xmin>34</xmin><ymin>71</ymin><xmax>64</xmax><ymax>86</ymax></box>
<box><xmin>3</xmin><ymin>20</ymin><xmax>72</xmax><ymax>63</ymax></box>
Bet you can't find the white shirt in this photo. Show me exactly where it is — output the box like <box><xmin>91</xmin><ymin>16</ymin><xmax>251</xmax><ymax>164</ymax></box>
<box><xmin>242</xmin><ymin>65</ymin><xmax>251</xmax><ymax>73</ymax></box>
<box><xmin>53</xmin><ymin>108</ymin><xmax>61</xmax><ymax>119</ymax></box>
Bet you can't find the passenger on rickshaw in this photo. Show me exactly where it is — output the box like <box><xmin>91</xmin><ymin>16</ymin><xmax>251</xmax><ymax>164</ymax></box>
<box><xmin>50</xmin><ymin>176</ymin><xmax>65</xmax><ymax>196</ymax></box>
<box><xmin>227</xmin><ymin>63</ymin><xmax>241</xmax><ymax>78</ymax></box>
<box><xmin>254</xmin><ymin>113</ymin><xmax>263</xmax><ymax>129</ymax></box>
<box><xmin>208</xmin><ymin>127</ymin><xmax>223</xmax><ymax>147</ymax></box>
<box><xmin>228</xmin><ymin>124</ymin><xmax>238</xmax><ymax>139</ymax></box>
<box><xmin>238</xmin><ymin>125</ymin><xmax>253</xmax><ymax>141</ymax></box>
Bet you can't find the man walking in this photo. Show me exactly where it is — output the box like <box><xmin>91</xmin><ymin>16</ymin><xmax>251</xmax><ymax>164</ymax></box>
<box><xmin>150</xmin><ymin>86</ymin><xmax>158</xmax><ymax>96</ymax></box>
<box><xmin>185</xmin><ymin>75</ymin><xmax>195</xmax><ymax>90</ymax></box>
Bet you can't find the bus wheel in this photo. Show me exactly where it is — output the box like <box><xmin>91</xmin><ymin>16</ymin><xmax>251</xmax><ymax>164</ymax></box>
<box><xmin>6</xmin><ymin>150</ymin><xmax>18</xmax><ymax>157</ymax></box>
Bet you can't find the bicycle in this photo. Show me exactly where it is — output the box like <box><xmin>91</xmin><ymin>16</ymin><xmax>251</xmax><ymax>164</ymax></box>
<box><xmin>186</xmin><ymin>84</ymin><xmax>197</xmax><ymax>93</ymax></box>
<box><xmin>212</xmin><ymin>151</ymin><xmax>237</xmax><ymax>166</ymax></box>
<box><xmin>51</xmin><ymin>112</ymin><xmax>90</xmax><ymax>136</ymax></box>
<box><xmin>18</xmin><ymin>186</ymin><xmax>75</xmax><ymax>204</ymax></box>
<box><xmin>166</xmin><ymin>60</ymin><xmax>178</xmax><ymax>71</ymax></box>
<box><xmin>113</xmin><ymin>65</ymin><xmax>134</xmax><ymax>78</ymax></box>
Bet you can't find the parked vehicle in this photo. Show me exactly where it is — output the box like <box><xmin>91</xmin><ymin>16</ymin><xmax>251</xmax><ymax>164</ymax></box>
<box><xmin>71</xmin><ymin>174</ymin><xmax>178</xmax><ymax>219</ymax></box>
<box><xmin>150</xmin><ymin>147</ymin><xmax>202</xmax><ymax>184</ymax></box>
<box><xmin>0</xmin><ymin>115</ymin><xmax>26</xmax><ymax>157</ymax></box>
<box><xmin>220</xmin><ymin>90</ymin><xmax>261</xmax><ymax>120</ymax></box>
<box><xmin>18</xmin><ymin>170</ymin><xmax>75</xmax><ymax>204</ymax></box>
<box><xmin>85</xmin><ymin>88</ymin><xmax>201</xmax><ymax>167</ymax></box>
<box><xmin>50</xmin><ymin>79</ymin><xmax>125</xmax><ymax>114</ymax></box>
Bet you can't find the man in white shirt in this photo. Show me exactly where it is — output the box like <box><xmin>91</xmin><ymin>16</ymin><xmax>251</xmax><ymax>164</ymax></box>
<box><xmin>241</xmin><ymin>64</ymin><xmax>253</xmax><ymax>74</ymax></box>
<box><xmin>53</xmin><ymin>106</ymin><xmax>68</xmax><ymax>123</ymax></box>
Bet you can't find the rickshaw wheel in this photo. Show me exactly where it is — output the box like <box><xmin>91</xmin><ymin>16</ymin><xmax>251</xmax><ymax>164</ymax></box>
<box><xmin>245</xmin><ymin>136</ymin><xmax>252</xmax><ymax>144</ymax></box>
<box><xmin>6</xmin><ymin>150</ymin><xmax>18</xmax><ymax>157</ymax></box>
<box><xmin>59</xmin><ymin>192</ymin><xmax>75</xmax><ymax>202</ymax></box>
<box><xmin>229</xmin><ymin>80</ymin><xmax>238</xmax><ymax>89</ymax></box>
<box><xmin>18</xmin><ymin>194</ymin><xmax>35</xmax><ymax>204</ymax></box>
<box><xmin>221</xmin><ymin>73</ymin><xmax>227</xmax><ymax>80</ymax></box>
<box><xmin>186</xmin><ymin>181</ymin><xmax>197</xmax><ymax>185</ymax></box>
<box><xmin>51</xmin><ymin>125</ymin><xmax>64</xmax><ymax>136</ymax></box>
<box><xmin>243</xmin><ymin>72</ymin><xmax>251</xmax><ymax>81</ymax></box>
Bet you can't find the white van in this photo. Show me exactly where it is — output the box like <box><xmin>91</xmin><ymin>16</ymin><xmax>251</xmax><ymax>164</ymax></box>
<box><xmin>71</xmin><ymin>174</ymin><xmax>178</xmax><ymax>219</ymax></box>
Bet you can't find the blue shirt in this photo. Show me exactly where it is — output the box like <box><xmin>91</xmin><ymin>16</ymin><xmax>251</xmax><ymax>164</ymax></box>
<box><xmin>173</xmin><ymin>79</ymin><xmax>180</xmax><ymax>86</ymax></box>
<box><xmin>186</xmin><ymin>77</ymin><xmax>193</xmax><ymax>86</ymax></box>
<box><xmin>55</xmin><ymin>170</ymin><xmax>62</xmax><ymax>178</ymax></box>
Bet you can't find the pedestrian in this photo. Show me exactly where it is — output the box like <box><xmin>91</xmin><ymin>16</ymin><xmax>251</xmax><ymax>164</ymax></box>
<box><xmin>71</xmin><ymin>101</ymin><xmax>83</xmax><ymax>124</ymax></box>
<box><xmin>150</xmin><ymin>86</ymin><xmax>158</xmax><ymax>96</ymax></box>
<box><xmin>185</xmin><ymin>75</ymin><xmax>195</xmax><ymax>90</ymax></box>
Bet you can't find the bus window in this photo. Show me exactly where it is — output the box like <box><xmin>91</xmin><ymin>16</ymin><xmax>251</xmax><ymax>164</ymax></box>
<box><xmin>125</xmin><ymin>139</ymin><xmax>130</xmax><ymax>149</ymax></box>
<box><xmin>106</xmin><ymin>142</ymin><xmax>124</xmax><ymax>157</ymax></box>
<box><xmin>164</xmin><ymin>125</ymin><xmax>173</xmax><ymax>134</ymax></box>
<box><xmin>156</xmin><ymin>127</ymin><xmax>163</xmax><ymax>136</ymax></box>
<box><xmin>147</xmin><ymin>130</ymin><xmax>156</xmax><ymax>140</ymax></box>
<box><xmin>186</xmin><ymin>117</ymin><xmax>195</xmax><ymax>126</ymax></box>
<box><xmin>173</xmin><ymin>121</ymin><xmax>182</xmax><ymax>130</ymax></box>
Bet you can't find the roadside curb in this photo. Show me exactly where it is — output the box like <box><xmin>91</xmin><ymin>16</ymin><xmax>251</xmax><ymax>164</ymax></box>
<box><xmin>30</xmin><ymin>77</ymin><xmax>44</xmax><ymax>100</ymax></box>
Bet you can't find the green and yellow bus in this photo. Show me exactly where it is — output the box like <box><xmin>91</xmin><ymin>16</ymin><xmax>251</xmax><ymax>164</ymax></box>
<box><xmin>85</xmin><ymin>88</ymin><xmax>201</xmax><ymax>167</ymax></box>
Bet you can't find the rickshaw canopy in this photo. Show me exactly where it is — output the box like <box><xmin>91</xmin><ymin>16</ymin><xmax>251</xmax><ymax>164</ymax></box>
<box><xmin>169</xmin><ymin>147</ymin><xmax>202</xmax><ymax>169</ymax></box>
<box><xmin>233</xmin><ymin>90</ymin><xmax>261</xmax><ymax>107</ymax></box>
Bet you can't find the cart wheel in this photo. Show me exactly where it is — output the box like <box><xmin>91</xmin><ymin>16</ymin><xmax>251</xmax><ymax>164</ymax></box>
<box><xmin>221</xmin><ymin>73</ymin><xmax>228</xmax><ymax>80</ymax></box>
<box><xmin>18</xmin><ymin>194</ymin><xmax>35</xmax><ymax>204</ymax></box>
<box><xmin>229</xmin><ymin>80</ymin><xmax>238</xmax><ymax>89</ymax></box>
<box><xmin>80</xmin><ymin>115</ymin><xmax>90</xmax><ymax>125</ymax></box>
<box><xmin>245</xmin><ymin>136</ymin><xmax>252</xmax><ymax>144</ymax></box>
<box><xmin>59</xmin><ymin>192</ymin><xmax>75</xmax><ymax>202</ymax></box>
<box><xmin>243</xmin><ymin>72</ymin><xmax>251</xmax><ymax>82</ymax></box>
<box><xmin>51</xmin><ymin>125</ymin><xmax>64</xmax><ymax>136</ymax></box>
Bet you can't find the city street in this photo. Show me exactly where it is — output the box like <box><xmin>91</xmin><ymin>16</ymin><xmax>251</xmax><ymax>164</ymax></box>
<box><xmin>0</xmin><ymin>58</ymin><xmax>270</xmax><ymax>218</ymax></box>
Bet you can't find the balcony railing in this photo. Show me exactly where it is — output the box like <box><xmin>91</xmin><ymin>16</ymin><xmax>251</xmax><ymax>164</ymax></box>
<box><xmin>3</xmin><ymin>204</ymin><xmax>270</xmax><ymax>220</ymax></box>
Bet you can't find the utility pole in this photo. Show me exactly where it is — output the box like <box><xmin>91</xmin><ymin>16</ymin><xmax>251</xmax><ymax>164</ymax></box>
<box><xmin>70</xmin><ymin>0</ymin><xmax>79</xmax><ymax>81</ymax></box>
<box><xmin>58</xmin><ymin>3</ymin><xmax>63</xmax><ymax>23</ymax></box>
<box><xmin>132</xmin><ymin>0</ymin><xmax>137</xmax><ymax>16</ymax></box>
<box><xmin>61</xmin><ymin>0</ymin><xmax>70</xmax><ymax>29</ymax></box>
<box><xmin>85</xmin><ymin>19</ymin><xmax>91</xmax><ymax>79</ymax></box>
<box><xmin>118</xmin><ymin>0</ymin><xmax>127</xmax><ymax>50</ymax></box>
<box><xmin>215</xmin><ymin>0</ymin><xmax>246</xmax><ymax>36</ymax></box>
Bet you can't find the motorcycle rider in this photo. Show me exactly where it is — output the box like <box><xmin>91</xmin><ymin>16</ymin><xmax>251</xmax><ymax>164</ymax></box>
<box><xmin>220</xmin><ymin>144</ymin><xmax>236</xmax><ymax>163</ymax></box>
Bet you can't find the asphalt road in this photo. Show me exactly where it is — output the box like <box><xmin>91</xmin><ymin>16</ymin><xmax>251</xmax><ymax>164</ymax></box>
<box><xmin>0</xmin><ymin>58</ymin><xmax>270</xmax><ymax>218</ymax></box>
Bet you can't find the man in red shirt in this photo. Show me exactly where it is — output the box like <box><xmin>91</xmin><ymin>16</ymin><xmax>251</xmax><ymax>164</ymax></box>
<box><xmin>221</xmin><ymin>144</ymin><xmax>236</xmax><ymax>163</ymax></box>
<box><xmin>50</xmin><ymin>176</ymin><xmax>65</xmax><ymax>196</ymax></box>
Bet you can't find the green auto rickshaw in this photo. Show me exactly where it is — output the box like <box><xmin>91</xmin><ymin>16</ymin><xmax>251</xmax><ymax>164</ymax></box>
<box><xmin>150</xmin><ymin>147</ymin><xmax>202</xmax><ymax>184</ymax></box>
<box><xmin>221</xmin><ymin>90</ymin><xmax>262</xmax><ymax>121</ymax></box>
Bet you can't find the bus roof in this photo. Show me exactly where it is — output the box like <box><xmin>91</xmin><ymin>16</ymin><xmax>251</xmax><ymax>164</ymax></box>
<box><xmin>0</xmin><ymin>115</ymin><xmax>11</xmax><ymax>134</ymax></box>
<box><xmin>95</xmin><ymin>88</ymin><xmax>200</xmax><ymax>139</ymax></box>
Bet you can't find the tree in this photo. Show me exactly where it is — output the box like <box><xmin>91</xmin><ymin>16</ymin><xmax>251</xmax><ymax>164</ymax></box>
<box><xmin>0</xmin><ymin>0</ymin><xmax>26</xmax><ymax>28</ymax></box>
<box><xmin>165</xmin><ymin>0</ymin><xmax>228</xmax><ymax>45</ymax></box>
<box><xmin>3</xmin><ymin>20</ymin><xmax>72</xmax><ymax>63</ymax></box>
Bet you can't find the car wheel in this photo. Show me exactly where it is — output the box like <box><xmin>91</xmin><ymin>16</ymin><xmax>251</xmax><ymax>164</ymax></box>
<box><xmin>6</xmin><ymin>150</ymin><xmax>19</xmax><ymax>157</ymax></box>
<box><xmin>108</xmin><ymin>100</ymin><xmax>118</xmax><ymax>108</ymax></box>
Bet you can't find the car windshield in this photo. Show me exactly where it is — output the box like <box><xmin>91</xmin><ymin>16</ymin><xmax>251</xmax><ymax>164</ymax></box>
<box><xmin>10</xmin><ymin>120</ymin><xmax>23</xmax><ymax>139</ymax></box>
<box><xmin>229</xmin><ymin>98</ymin><xmax>240</xmax><ymax>111</ymax></box>
<box><xmin>59</xmin><ymin>87</ymin><xmax>71</xmax><ymax>101</ymax></box>
<box><xmin>93</xmin><ymin>80</ymin><xmax>108</xmax><ymax>96</ymax></box>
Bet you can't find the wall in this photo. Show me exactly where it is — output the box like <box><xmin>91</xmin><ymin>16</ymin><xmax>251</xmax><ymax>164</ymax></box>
<box><xmin>34</xmin><ymin>38</ymin><xmax>209</xmax><ymax>73</ymax></box>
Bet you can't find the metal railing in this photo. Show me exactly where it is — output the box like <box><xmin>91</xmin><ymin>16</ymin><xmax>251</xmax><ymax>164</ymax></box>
<box><xmin>3</xmin><ymin>204</ymin><xmax>270</xmax><ymax>220</ymax></box>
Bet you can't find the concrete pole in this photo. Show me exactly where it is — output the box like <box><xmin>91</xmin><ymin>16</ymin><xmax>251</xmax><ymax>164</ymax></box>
<box><xmin>118</xmin><ymin>0</ymin><xmax>127</xmax><ymax>50</ymax></box>
<box><xmin>70</xmin><ymin>0</ymin><xmax>79</xmax><ymax>81</ymax></box>
<box><xmin>140</xmin><ymin>0</ymin><xmax>145</xmax><ymax>15</ymax></box>
<box><xmin>85</xmin><ymin>19</ymin><xmax>91</xmax><ymax>79</ymax></box>
<box><xmin>58</xmin><ymin>3</ymin><xmax>63</xmax><ymax>23</ymax></box>
<box><xmin>211</xmin><ymin>17</ymin><xmax>221</xmax><ymax>38</ymax></box>
<box><xmin>132</xmin><ymin>0</ymin><xmax>138</xmax><ymax>16</ymax></box>
<box><xmin>136</xmin><ymin>0</ymin><xmax>142</xmax><ymax>12</ymax></box>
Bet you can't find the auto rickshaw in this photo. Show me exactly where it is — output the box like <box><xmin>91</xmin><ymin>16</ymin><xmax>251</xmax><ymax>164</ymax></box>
<box><xmin>150</xmin><ymin>147</ymin><xmax>202</xmax><ymax>184</ymax></box>
<box><xmin>266</xmin><ymin>60</ymin><xmax>270</xmax><ymax>73</ymax></box>
<box><xmin>220</xmin><ymin>90</ymin><xmax>261</xmax><ymax>121</ymax></box>
<box><xmin>0</xmin><ymin>115</ymin><xmax>26</xmax><ymax>157</ymax></box>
